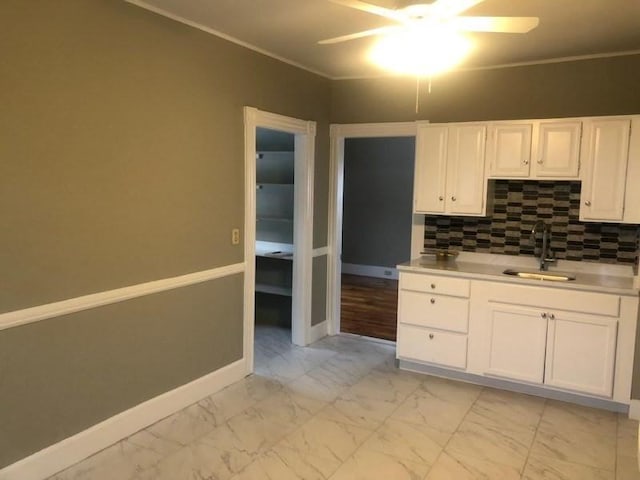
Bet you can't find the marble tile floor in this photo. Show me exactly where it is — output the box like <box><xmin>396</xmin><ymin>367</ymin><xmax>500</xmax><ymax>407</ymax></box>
<box><xmin>48</xmin><ymin>325</ymin><xmax>640</xmax><ymax>480</ymax></box>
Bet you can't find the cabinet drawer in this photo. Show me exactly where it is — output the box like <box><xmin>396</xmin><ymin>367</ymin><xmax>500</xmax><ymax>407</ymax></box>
<box><xmin>397</xmin><ymin>324</ymin><xmax>467</xmax><ymax>369</ymax></box>
<box><xmin>399</xmin><ymin>290</ymin><xmax>469</xmax><ymax>333</ymax></box>
<box><xmin>486</xmin><ymin>283</ymin><xmax>620</xmax><ymax>317</ymax></box>
<box><xmin>400</xmin><ymin>272</ymin><xmax>470</xmax><ymax>298</ymax></box>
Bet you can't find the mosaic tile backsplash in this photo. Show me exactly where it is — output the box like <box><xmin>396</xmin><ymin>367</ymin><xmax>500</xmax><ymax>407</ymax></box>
<box><xmin>424</xmin><ymin>180</ymin><xmax>640</xmax><ymax>265</ymax></box>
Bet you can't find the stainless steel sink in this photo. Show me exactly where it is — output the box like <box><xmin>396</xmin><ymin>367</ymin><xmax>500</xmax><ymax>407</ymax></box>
<box><xmin>502</xmin><ymin>269</ymin><xmax>576</xmax><ymax>282</ymax></box>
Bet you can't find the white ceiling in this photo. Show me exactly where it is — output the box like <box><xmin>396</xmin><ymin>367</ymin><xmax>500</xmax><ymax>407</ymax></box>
<box><xmin>127</xmin><ymin>0</ymin><xmax>640</xmax><ymax>79</ymax></box>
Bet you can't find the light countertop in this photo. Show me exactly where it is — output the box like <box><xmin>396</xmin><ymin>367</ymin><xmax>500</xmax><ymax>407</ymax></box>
<box><xmin>398</xmin><ymin>252</ymin><xmax>639</xmax><ymax>297</ymax></box>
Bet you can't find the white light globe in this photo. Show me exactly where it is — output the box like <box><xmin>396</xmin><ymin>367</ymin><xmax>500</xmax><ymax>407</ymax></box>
<box><xmin>369</xmin><ymin>26</ymin><xmax>473</xmax><ymax>76</ymax></box>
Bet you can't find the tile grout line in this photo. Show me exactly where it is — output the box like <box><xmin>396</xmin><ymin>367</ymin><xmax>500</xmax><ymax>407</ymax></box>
<box><xmin>519</xmin><ymin>397</ymin><xmax>548</xmax><ymax>479</ymax></box>
<box><xmin>322</xmin><ymin>368</ymin><xmax>430</xmax><ymax>480</ymax></box>
<box><xmin>422</xmin><ymin>384</ymin><xmax>487</xmax><ymax>479</ymax></box>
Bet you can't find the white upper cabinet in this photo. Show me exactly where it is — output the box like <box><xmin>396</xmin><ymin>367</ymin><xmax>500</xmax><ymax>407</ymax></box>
<box><xmin>414</xmin><ymin>122</ymin><xmax>487</xmax><ymax>216</ymax></box>
<box><xmin>580</xmin><ymin>118</ymin><xmax>631</xmax><ymax>222</ymax></box>
<box><xmin>446</xmin><ymin>124</ymin><xmax>488</xmax><ymax>215</ymax></box>
<box><xmin>487</xmin><ymin>122</ymin><xmax>532</xmax><ymax>177</ymax></box>
<box><xmin>624</xmin><ymin>117</ymin><xmax>640</xmax><ymax>223</ymax></box>
<box><xmin>533</xmin><ymin>120</ymin><xmax>582</xmax><ymax>178</ymax></box>
<box><xmin>488</xmin><ymin>119</ymin><xmax>581</xmax><ymax>179</ymax></box>
<box><xmin>414</xmin><ymin>124</ymin><xmax>448</xmax><ymax>214</ymax></box>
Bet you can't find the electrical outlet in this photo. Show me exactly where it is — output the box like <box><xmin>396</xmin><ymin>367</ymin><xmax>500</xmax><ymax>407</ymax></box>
<box><xmin>231</xmin><ymin>228</ymin><xmax>240</xmax><ymax>245</ymax></box>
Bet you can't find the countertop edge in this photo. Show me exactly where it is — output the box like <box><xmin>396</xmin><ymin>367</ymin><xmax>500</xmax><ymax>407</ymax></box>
<box><xmin>397</xmin><ymin>262</ymin><xmax>640</xmax><ymax>297</ymax></box>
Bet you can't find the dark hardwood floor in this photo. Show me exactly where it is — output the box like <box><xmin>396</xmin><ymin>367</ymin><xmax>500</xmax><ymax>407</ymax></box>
<box><xmin>340</xmin><ymin>274</ymin><xmax>398</xmax><ymax>341</ymax></box>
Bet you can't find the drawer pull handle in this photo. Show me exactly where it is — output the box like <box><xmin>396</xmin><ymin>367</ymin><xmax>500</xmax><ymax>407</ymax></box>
<box><xmin>428</xmin><ymin>333</ymin><xmax>434</xmax><ymax>340</ymax></box>
<box><xmin>430</xmin><ymin>283</ymin><xmax>436</xmax><ymax>289</ymax></box>
<box><xmin>430</xmin><ymin>298</ymin><xmax>436</xmax><ymax>304</ymax></box>
<box><xmin>541</xmin><ymin>312</ymin><xmax>547</xmax><ymax>319</ymax></box>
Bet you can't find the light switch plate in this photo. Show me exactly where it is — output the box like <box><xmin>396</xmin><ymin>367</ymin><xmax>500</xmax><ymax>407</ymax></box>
<box><xmin>231</xmin><ymin>228</ymin><xmax>240</xmax><ymax>245</ymax></box>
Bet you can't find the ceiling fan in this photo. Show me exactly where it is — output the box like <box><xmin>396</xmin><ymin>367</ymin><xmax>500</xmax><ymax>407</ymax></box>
<box><xmin>319</xmin><ymin>0</ymin><xmax>540</xmax><ymax>45</ymax></box>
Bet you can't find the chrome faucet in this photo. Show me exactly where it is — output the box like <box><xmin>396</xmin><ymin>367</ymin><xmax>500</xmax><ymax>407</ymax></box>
<box><xmin>530</xmin><ymin>220</ymin><xmax>555</xmax><ymax>271</ymax></box>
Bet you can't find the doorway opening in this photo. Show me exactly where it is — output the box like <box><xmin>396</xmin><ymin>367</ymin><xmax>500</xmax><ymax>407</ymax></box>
<box><xmin>328</xmin><ymin>122</ymin><xmax>423</xmax><ymax>339</ymax></box>
<box><xmin>255</xmin><ymin>128</ymin><xmax>296</xmax><ymax>352</ymax></box>
<box><xmin>243</xmin><ymin>107</ymin><xmax>316</xmax><ymax>375</ymax></box>
<box><xmin>340</xmin><ymin>136</ymin><xmax>416</xmax><ymax>341</ymax></box>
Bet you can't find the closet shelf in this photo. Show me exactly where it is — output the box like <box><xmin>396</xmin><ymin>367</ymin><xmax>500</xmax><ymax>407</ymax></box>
<box><xmin>257</xmin><ymin>216</ymin><xmax>293</xmax><ymax>223</ymax></box>
<box><xmin>256</xmin><ymin>283</ymin><xmax>292</xmax><ymax>297</ymax></box>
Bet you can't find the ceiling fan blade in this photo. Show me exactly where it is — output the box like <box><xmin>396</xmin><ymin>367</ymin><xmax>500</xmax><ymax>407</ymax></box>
<box><xmin>328</xmin><ymin>0</ymin><xmax>407</xmax><ymax>22</ymax></box>
<box><xmin>318</xmin><ymin>25</ymin><xmax>401</xmax><ymax>44</ymax></box>
<box><xmin>430</xmin><ymin>0</ymin><xmax>485</xmax><ymax>17</ymax></box>
<box><xmin>451</xmin><ymin>16</ymin><xmax>540</xmax><ymax>33</ymax></box>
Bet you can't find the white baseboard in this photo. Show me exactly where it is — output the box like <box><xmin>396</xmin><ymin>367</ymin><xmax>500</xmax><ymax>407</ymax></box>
<box><xmin>0</xmin><ymin>359</ymin><xmax>247</xmax><ymax>480</ymax></box>
<box><xmin>629</xmin><ymin>399</ymin><xmax>640</xmax><ymax>420</ymax></box>
<box><xmin>309</xmin><ymin>320</ymin><xmax>328</xmax><ymax>344</ymax></box>
<box><xmin>341</xmin><ymin>263</ymin><xmax>398</xmax><ymax>280</ymax></box>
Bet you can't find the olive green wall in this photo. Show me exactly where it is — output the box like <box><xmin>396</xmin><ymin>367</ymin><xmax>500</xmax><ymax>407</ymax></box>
<box><xmin>1</xmin><ymin>0</ymin><xmax>331</xmax><ymax>313</ymax></box>
<box><xmin>312</xmin><ymin>255</ymin><xmax>328</xmax><ymax>326</ymax></box>
<box><xmin>0</xmin><ymin>0</ymin><xmax>330</xmax><ymax>468</ymax></box>
<box><xmin>0</xmin><ymin>276</ymin><xmax>243</xmax><ymax>468</ymax></box>
<box><xmin>331</xmin><ymin>54</ymin><xmax>640</xmax><ymax>124</ymax></box>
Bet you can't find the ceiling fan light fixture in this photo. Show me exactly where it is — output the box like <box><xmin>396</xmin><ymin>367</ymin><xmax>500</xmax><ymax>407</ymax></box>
<box><xmin>368</xmin><ymin>27</ymin><xmax>473</xmax><ymax>76</ymax></box>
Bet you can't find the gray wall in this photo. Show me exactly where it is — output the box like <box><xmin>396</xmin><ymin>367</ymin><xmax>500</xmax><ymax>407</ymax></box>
<box><xmin>342</xmin><ymin>137</ymin><xmax>415</xmax><ymax>268</ymax></box>
<box><xmin>0</xmin><ymin>0</ymin><xmax>330</xmax><ymax>468</ymax></box>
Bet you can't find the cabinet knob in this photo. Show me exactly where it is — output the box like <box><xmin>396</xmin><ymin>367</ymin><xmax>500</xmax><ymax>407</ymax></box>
<box><xmin>428</xmin><ymin>333</ymin><xmax>434</xmax><ymax>340</ymax></box>
<box><xmin>537</xmin><ymin>158</ymin><xmax>544</xmax><ymax>164</ymax></box>
<box><xmin>430</xmin><ymin>283</ymin><xmax>436</xmax><ymax>289</ymax></box>
<box><xmin>438</xmin><ymin>196</ymin><xmax>444</xmax><ymax>201</ymax></box>
<box><xmin>523</xmin><ymin>159</ymin><xmax>529</xmax><ymax>165</ymax></box>
<box><xmin>451</xmin><ymin>196</ymin><xmax>456</xmax><ymax>201</ymax></box>
<box><xmin>541</xmin><ymin>312</ymin><xmax>547</xmax><ymax>319</ymax></box>
<box><xmin>584</xmin><ymin>200</ymin><xmax>591</xmax><ymax>206</ymax></box>
<box><xmin>549</xmin><ymin>313</ymin><xmax>555</xmax><ymax>320</ymax></box>
<box><xmin>430</xmin><ymin>298</ymin><xmax>436</xmax><ymax>304</ymax></box>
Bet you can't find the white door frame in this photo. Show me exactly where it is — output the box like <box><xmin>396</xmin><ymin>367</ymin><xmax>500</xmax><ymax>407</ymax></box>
<box><xmin>327</xmin><ymin>122</ymin><xmax>423</xmax><ymax>336</ymax></box>
<box><xmin>244</xmin><ymin>107</ymin><xmax>316</xmax><ymax>374</ymax></box>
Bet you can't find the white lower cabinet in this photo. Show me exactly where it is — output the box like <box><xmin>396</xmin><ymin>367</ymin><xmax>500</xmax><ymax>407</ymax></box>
<box><xmin>485</xmin><ymin>304</ymin><xmax>548</xmax><ymax>384</ymax></box>
<box><xmin>397</xmin><ymin>271</ymin><xmax>470</xmax><ymax>370</ymax></box>
<box><xmin>397</xmin><ymin>270</ymin><xmax>638</xmax><ymax>405</ymax></box>
<box><xmin>544</xmin><ymin>312</ymin><xmax>617</xmax><ymax>397</ymax></box>
<box><xmin>397</xmin><ymin>324</ymin><xmax>467</xmax><ymax>369</ymax></box>
<box><xmin>484</xmin><ymin>302</ymin><xmax>618</xmax><ymax>397</ymax></box>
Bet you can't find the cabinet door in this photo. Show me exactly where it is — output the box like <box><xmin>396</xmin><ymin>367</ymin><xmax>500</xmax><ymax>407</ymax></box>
<box><xmin>414</xmin><ymin>124</ymin><xmax>447</xmax><ymax>213</ymax></box>
<box><xmin>485</xmin><ymin>303</ymin><xmax>547</xmax><ymax>384</ymax></box>
<box><xmin>487</xmin><ymin>123</ymin><xmax>532</xmax><ymax>177</ymax></box>
<box><xmin>534</xmin><ymin>121</ymin><xmax>581</xmax><ymax>178</ymax></box>
<box><xmin>545</xmin><ymin>312</ymin><xmax>617</xmax><ymax>397</ymax></box>
<box><xmin>624</xmin><ymin>117</ymin><xmax>640</xmax><ymax>223</ymax></box>
<box><xmin>580</xmin><ymin>118</ymin><xmax>631</xmax><ymax>222</ymax></box>
<box><xmin>446</xmin><ymin>124</ymin><xmax>487</xmax><ymax>215</ymax></box>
